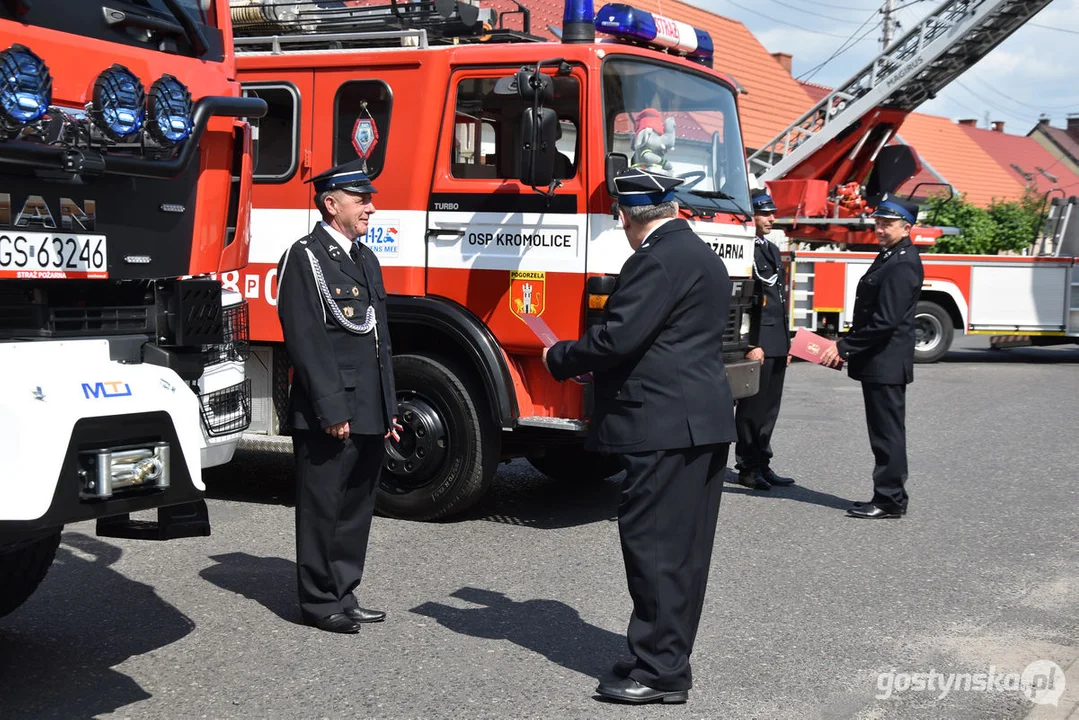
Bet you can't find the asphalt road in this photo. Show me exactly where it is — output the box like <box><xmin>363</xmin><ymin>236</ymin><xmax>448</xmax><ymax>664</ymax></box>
<box><xmin>2</xmin><ymin>341</ymin><xmax>1077</xmax><ymax>720</ymax></box>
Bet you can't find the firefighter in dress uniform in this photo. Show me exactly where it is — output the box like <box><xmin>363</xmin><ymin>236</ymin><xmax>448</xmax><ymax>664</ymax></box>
<box><xmin>276</xmin><ymin>159</ymin><xmax>401</xmax><ymax>633</ymax></box>
<box><xmin>732</xmin><ymin>189</ymin><xmax>796</xmax><ymax>491</ymax></box>
<box><xmin>542</xmin><ymin>168</ymin><xmax>737</xmax><ymax>704</ymax></box>
<box><xmin>821</xmin><ymin>195</ymin><xmax>924</xmax><ymax>519</ymax></box>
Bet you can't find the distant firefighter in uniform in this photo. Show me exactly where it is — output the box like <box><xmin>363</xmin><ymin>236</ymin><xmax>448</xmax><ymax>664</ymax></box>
<box><xmin>821</xmin><ymin>195</ymin><xmax>924</xmax><ymax>519</ymax></box>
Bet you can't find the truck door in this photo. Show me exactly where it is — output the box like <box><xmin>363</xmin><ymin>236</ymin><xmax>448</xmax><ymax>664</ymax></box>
<box><xmin>240</xmin><ymin>72</ymin><xmax>314</xmax><ymax>343</ymax></box>
<box><xmin>426</xmin><ymin>66</ymin><xmax>588</xmax><ymax>355</ymax></box>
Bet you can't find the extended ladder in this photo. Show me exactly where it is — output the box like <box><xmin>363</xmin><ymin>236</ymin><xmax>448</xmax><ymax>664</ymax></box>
<box><xmin>748</xmin><ymin>0</ymin><xmax>1054</xmax><ymax>181</ymax></box>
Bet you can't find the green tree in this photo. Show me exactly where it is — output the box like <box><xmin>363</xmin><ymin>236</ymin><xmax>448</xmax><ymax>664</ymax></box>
<box><xmin>923</xmin><ymin>188</ymin><xmax>1045</xmax><ymax>255</ymax></box>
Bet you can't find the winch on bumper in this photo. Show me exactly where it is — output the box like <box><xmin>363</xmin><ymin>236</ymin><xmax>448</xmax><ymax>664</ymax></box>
<box><xmin>0</xmin><ymin>339</ymin><xmax>205</xmax><ymax>534</ymax></box>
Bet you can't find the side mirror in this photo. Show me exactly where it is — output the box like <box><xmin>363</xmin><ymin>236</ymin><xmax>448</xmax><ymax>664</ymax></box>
<box><xmin>605</xmin><ymin>152</ymin><xmax>629</xmax><ymax>195</ymax></box>
<box><xmin>520</xmin><ymin>106</ymin><xmax>558</xmax><ymax>188</ymax></box>
<box><xmin>493</xmin><ymin>68</ymin><xmax>554</xmax><ymax>104</ymax></box>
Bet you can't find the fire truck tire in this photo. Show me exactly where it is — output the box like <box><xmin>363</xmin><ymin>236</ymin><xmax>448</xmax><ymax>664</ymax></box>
<box><xmin>914</xmin><ymin>300</ymin><xmax>953</xmax><ymax>364</ymax></box>
<box><xmin>527</xmin><ymin>449</ymin><xmax>622</xmax><ymax>483</ymax></box>
<box><xmin>0</xmin><ymin>530</ymin><xmax>61</xmax><ymax>618</ymax></box>
<box><xmin>378</xmin><ymin>354</ymin><xmax>498</xmax><ymax>521</ymax></box>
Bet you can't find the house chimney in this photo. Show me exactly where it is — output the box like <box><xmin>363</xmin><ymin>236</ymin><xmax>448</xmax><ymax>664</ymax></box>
<box><xmin>1038</xmin><ymin>114</ymin><xmax>1051</xmax><ymax>127</ymax></box>
<box><xmin>771</xmin><ymin>52</ymin><xmax>792</xmax><ymax>74</ymax></box>
<box><xmin>1067</xmin><ymin>113</ymin><xmax>1079</xmax><ymax>141</ymax></box>
<box><xmin>991</xmin><ymin>121</ymin><xmax>1005</xmax><ymax>133</ymax></box>
<box><xmin>957</xmin><ymin>118</ymin><xmax>977</xmax><ymax>127</ymax></box>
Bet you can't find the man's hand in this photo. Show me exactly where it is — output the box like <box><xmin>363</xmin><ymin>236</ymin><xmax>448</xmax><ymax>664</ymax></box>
<box><xmin>746</xmin><ymin>347</ymin><xmax>765</xmax><ymax>365</ymax></box>
<box><xmin>820</xmin><ymin>341</ymin><xmax>843</xmax><ymax>368</ymax></box>
<box><xmin>325</xmin><ymin>420</ymin><xmax>349</xmax><ymax>440</ymax></box>
<box><xmin>541</xmin><ymin>347</ymin><xmax>552</xmax><ymax>375</ymax></box>
<box><xmin>385</xmin><ymin>416</ymin><xmax>404</xmax><ymax>441</ymax></box>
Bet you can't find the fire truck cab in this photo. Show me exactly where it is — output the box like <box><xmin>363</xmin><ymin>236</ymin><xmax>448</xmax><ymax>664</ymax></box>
<box><xmin>231</xmin><ymin>0</ymin><xmax>761</xmax><ymax>520</ymax></box>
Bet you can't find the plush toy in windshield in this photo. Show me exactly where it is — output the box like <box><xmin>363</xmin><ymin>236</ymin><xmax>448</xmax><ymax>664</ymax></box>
<box><xmin>631</xmin><ymin>108</ymin><xmax>677</xmax><ymax>173</ymax></box>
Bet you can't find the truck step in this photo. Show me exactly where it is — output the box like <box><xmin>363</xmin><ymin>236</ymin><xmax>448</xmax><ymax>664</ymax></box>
<box><xmin>95</xmin><ymin>500</ymin><xmax>212</xmax><ymax>541</ymax></box>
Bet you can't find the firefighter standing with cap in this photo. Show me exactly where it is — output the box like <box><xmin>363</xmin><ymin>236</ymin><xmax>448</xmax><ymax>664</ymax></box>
<box><xmin>820</xmin><ymin>194</ymin><xmax>924</xmax><ymax>519</ymax></box>
<box><xmin>276</xmin><ymin>158</ymin><xmax>401</xmax><ymax>633</ymax></box>
<box><xmin>542</xmin><ymin>167</ymin><xmax>736</xmax><ymax>704</ymax></box>
<box><xmin>732</xmin><ymin>189</ymin><xmax>796</xmax><ymax>491</ymax></box>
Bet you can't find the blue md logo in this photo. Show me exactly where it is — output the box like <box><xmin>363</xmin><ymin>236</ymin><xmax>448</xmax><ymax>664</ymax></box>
<box><xmin>82</xmin><ymin>381</ymin><xmax>133</xmax><ymax>399</ymax></box>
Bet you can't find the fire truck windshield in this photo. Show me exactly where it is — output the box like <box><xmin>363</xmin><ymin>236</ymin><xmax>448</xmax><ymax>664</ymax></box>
<box><xmin>3</xmin><ymin>0</ymin><xmax>222</xmax><ymax>61</ymax></box>
<box><xmin>602</xmin><ymin>57</ymin><xmax>750</xmax><ymax>217</ymax></box>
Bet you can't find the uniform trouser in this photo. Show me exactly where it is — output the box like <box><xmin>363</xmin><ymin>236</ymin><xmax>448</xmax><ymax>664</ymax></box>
<box><xmin>861</xmin><ymin>382</ymin><xmax>909</xmax><ymax>511</ymax></box>
<box><xmin>618</xmin><ymin>443</ymin><xmax>728</xmax><ymax>691</ymax></box>
<box><xmin>734</xmin><ymin>357</ymin><xmax>786</xmax><ymax>472</ymax></box>
<box><xmin>293</xmin><ymin>430</ymin><xmax>384</xmax><ymax>621</ymax></box>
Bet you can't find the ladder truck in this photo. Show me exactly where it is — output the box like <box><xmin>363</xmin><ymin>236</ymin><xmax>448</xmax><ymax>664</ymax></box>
<box><xmin>747</xmin><ymin>0</ymin><xmax>1078</xmax><ymax>362</ymax></box>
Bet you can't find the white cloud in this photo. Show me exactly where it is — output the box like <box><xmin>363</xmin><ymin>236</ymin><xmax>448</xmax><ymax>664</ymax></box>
<box><xmin>689</xmin><ymin>0</ymin><xmax>1079</xmax><ymax>134</ymax></box>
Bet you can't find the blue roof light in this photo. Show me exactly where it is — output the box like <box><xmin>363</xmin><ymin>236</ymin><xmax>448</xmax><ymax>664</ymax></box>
<box><xmin>563</xmin><ymin>0</ymin><xmax>597</xmax><ymax>43</ymax></box>
<box><xmin>594</xmin><ymin>3</ymin><xmax>714</xmax><ymax>66</ymax></box>
<box><xmin>0</xmin><ymin>44</ymin><xmax>52</xmax><ymax>128</ymax></box>
<box><xmin>92</xmin><ymin>64</ymin><xmax>145</xmax><ymax>141</ymax></box>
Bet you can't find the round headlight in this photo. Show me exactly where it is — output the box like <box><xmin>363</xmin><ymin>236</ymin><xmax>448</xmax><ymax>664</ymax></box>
<box><xmin>0</xmin><ymin>44</ymin><xmax>52</xmax><ymax>127</ymax></box>
<box><xmin>92</xmin><ymin>64</ymin><xmax>145</xmax><ymax>140</ymax></box>
<box><xmin>148</xmin><ymin>74</ymin><xmax>193</xmax><ymax>146</ymax></box>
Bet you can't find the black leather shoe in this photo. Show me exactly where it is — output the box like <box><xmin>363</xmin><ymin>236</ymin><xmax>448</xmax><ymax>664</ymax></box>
<box><xmin>344</xmin><ymin>607</ymin><xmax>386</xmax><ymax>624</ymax></box>
<box><xmin>309</xmin><ymin>613</ymin><xmax>362</xmax><ymax>633</ymax></box>
<box><xmin>850</xmin><ymin>501</ymin><xmax>907</xmax><ymax>515</ymax></box>
<box><xmin>760</xmin><ymin>467</ymin><xmax>795</xmax><ymax>486</ymax></box>
<box><xmin>611</xmin><ymin>659</ymin><xmax>635</xmax><ymax>678</ymax></box>
<box><xmin>735</xmin><ymin>470</ymin><xmax>771</xmax><ymax>491</ymax></box>
<box><xmin>596</xmin><ymin>677</ymin><xmax>688</xmax><ymax>704</ymax></box>
<box><xmin>846</xmin><ymin>503</ymin><xmax>903</xmax><ymax>519</ymax></box>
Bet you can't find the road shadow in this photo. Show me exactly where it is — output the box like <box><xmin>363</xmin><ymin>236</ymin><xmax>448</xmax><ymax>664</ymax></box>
<box><xmin>202</xmin><ymin>449</ymin><xmax>296</xmax><ymax>506</ymax></box>
<box><xmin>0</xmin><ymin>532</ymin><xmax>194</xmax><ymax>719</ymax></box>
<box><xmin>411</xmin><ymin>587</ymin><xmax>625</xmax><ymax>680</ymax></box>
<box><xmin>199</xmin><ymin>552</ymin><xmax>302</xmax><ymax>625</ymax></box>
<box><xmin>940</xmin><ymin>346</ymin><xmax>1079</xmax><ymax>364</ymax></box>
<box><xmin>460</xmin><ymin>461</ymin><xmax>622</xmax><ymax>530</ymax></box>
<box><xmin>722</xmin><ymin>470</ymin><xmax>856</xmax><ymax>511</ymax></box>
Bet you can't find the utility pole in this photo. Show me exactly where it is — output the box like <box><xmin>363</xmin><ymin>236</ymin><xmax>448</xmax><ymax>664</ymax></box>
<box><xmin>881</xmin><ymin>0</ymin><xmax>897</xmax><ymax>50</ymax></box>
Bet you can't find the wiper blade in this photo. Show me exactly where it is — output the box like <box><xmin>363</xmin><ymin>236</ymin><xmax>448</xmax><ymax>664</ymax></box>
<box><xmin>689</xmin><ymin>190</ymin><xmax>753</xmax><ymax>223</ymax></box>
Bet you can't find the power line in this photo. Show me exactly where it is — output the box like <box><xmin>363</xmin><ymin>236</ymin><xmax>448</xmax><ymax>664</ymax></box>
<box><xmin>723</xmin><ymin>0</ymin><xmax>853</xmax><ymax>38</ymax></box>
<box><xmin>970</xmin><ymin>76</ymin><xmax>1079</xmax><ymax>114</ymax></box>
<box><xmin>796</xmin><ymin>5</ymin><xmax>883</xmax><ymax>83</ymax></box>
<box><xmin>759</xmin><ymin>0</ymin><xmax>864</xmax><ymax>25</ymax></box>
<box><xmin>955</xmin><ymin>81</ymin><xmax>1037</xmax><ymax>125</ymax></box>
<box><xmin>1029</xmin><ymin>23</ymin><xmax>1079</xmax><ymax>35</ymax></box>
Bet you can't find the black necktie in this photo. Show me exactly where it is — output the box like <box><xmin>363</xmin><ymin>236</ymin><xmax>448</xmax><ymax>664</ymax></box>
<box><xmin>349</xmin><ymin>241</ymin><xmax>361</xmax><ymax>265</ymax></box>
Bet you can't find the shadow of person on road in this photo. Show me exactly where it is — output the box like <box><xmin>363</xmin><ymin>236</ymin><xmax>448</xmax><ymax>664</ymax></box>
<box><xmin>0</xmin><ymin>532</ymin><xmax>194</xmax><ymax>719</ymax></box>
<box><xmin>722</xmin><ymin>470</ymin><xmax>856</xmax><ymax>510</ymax></box>
<box><xmin>411</xmin><ymin>587</ymin><xmax>625</xmax><ymax>680</ymax></box>
<box><xmin>199</xmin><ymin>552</ymin><xmax>301</xmax><ymax>625</ymax></box>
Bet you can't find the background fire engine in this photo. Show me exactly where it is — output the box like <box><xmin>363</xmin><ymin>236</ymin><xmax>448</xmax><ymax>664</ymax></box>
<box><xmin>745</xmin><ymin>0</ymin><xmax>1078</xmax><ymax>363</ymax></box>
<box><xmin>0</xmin><ymin>0</ymin><xmax>265</xmax><ymax>618</ymax></box>
<box><xmin>228</xmin><ymin>0</ymin><xmax>763</xmax><ymax>520</ymax></box>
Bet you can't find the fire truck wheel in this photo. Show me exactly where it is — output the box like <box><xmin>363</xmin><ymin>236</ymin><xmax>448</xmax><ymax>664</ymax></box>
<box><xmin>378</xmin><ymin>354</ymin><xmax>498</xmax><ymax>521</ymax></box>
<box><xmin>0</xmin><ymin>530</ymin><xmax>61</xmax><ymax>618</ymax></box>
<box><xmin>527</xmin><ymin>448</ymin><xmax>623</xmax><ymax>483</ymax></box>
<box><xmin>914</xmin><ymin>300</ymin><xmax>953</xmax><ymax>363</ymax></box>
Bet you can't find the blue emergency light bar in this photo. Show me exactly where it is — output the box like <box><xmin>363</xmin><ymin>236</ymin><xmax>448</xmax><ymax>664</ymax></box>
<box><xmin>593</xmin><ymin>3</ymin><xmax>714</xmax><ymax>66</ymax></box>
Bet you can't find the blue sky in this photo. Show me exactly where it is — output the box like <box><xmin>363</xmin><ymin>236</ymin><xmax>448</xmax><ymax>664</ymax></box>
<box><xmin>690</xmin><ymin>0</ymin><xmax>1079</xmax><ymax>136</ymax></box>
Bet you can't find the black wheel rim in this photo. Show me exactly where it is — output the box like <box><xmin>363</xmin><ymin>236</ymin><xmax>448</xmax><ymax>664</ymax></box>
<box><xmin>383</xmin><ymin>392</ymin><xmax>450</xmax><ymax>492</ymax></box>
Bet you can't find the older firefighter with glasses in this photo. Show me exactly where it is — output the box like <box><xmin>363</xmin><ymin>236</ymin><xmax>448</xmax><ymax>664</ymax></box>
<box><xmin>732</xmin><ymin>189</ymin><xmax>796</xmax><ymax>491</ymax></box>
<box><xmin>542</xmin><ymin>167</ymin><xmax>736</xmax><ymax>704</ymax></box>
<box><xmin>276</xmin><ymin>159</ymin><xmax>402</xmax><ymax>633</ymax></box>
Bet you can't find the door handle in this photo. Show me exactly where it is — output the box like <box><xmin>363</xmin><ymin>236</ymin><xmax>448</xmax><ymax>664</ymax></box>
<box><xmin>426</xmin><ymin>228</ymin><xmax>465</xmax><ymax>239</ymax></box>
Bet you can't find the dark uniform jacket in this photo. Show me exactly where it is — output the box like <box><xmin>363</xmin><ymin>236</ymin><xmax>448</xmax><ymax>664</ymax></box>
<box><xmin>546</xmin><ymin>218</ymin><xmax>737</xmax><ymax>454</ymax></box>
<box><xmin>837</xmin><ymin>237</ymin><xmax>924</xmax><ymax>384</ymax></box>
<box><xmin>752</xmin><ymin>237</ymin><xmax>791</xmax><ymax>358</ymax></box>
<box><xmin>277</xmin><ymin>224</ymin><xmax>396</xmax><ymax>435</ymax></box>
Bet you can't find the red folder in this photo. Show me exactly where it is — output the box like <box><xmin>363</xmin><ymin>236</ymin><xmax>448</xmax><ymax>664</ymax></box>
<box><xmin>790</xmin><ymin>328</ymin><xmax>843</xmax><ymax>370</ymax></box>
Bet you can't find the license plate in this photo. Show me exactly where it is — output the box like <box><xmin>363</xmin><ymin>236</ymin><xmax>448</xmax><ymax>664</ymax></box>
<box><xmin>0</xmin><ymin>232</ymin><xmax>108</xmax><ymax>279</ymax></box>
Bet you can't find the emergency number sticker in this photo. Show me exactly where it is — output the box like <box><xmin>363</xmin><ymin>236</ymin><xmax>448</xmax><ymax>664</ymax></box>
<box><xmin>361</xmin><ymin>221</ymin><xmax>400</xmax><ymax>256</ymax></box>
<box><xmin>510</xmin><ymin>270</ymin><xmax>545</xmax><ymax>319</ymax></box>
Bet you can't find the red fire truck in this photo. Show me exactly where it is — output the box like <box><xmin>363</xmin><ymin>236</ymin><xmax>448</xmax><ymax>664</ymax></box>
<box><xmin>746</xmin><ymin>0</ymin><xmax>1078</xmax><ymax>362</ymax></box>
<box><xmin>0</xmin><ymin>0</ymin><xmax>265</xmax><ymax>617</ymax></box>
<box><xmin>229</xmin><ymin>0</ymin><xmax>762</xmax><ymax>519</ymax></box>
